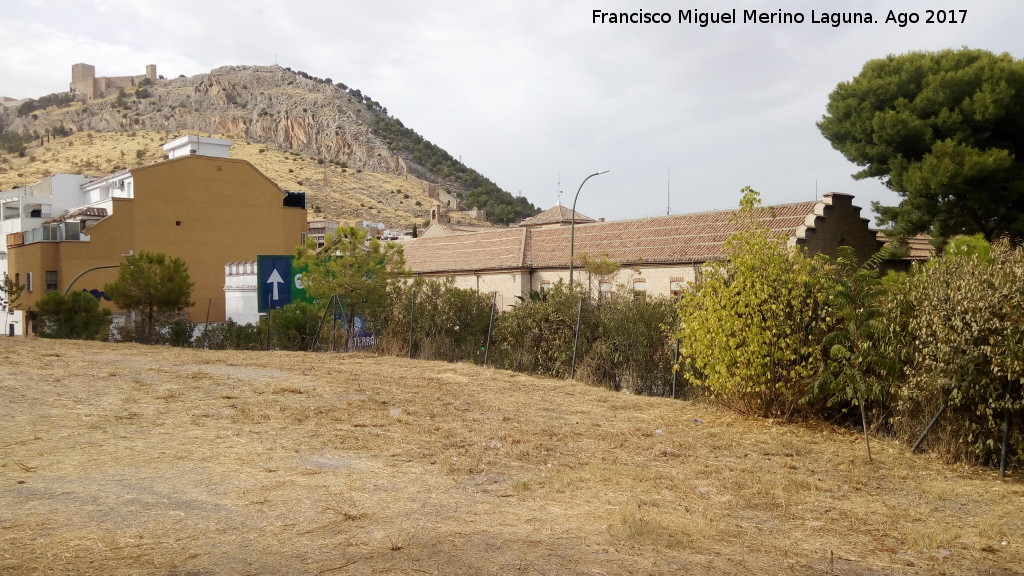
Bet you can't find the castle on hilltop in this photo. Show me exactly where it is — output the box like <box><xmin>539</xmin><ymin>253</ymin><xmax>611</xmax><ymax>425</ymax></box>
<box><xmin>70</xmin><ymin>63</ymin><xmax>157</xmax><ymax>101</ymax></box>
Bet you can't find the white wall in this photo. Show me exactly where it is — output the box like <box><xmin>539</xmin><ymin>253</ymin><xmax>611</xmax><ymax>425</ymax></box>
<box><xmin>224</xmin><ymin>261</ymin><xmax>259</xmax><ymax>325</ymax></box>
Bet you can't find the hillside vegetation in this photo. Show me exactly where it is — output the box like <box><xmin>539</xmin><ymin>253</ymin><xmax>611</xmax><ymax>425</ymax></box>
<box><xmin>0</xmin><ymin>129</ymin><xmax>442</xmax><ymax>228</ymax></box>
<box><xmin>1</xmin><ymin>338</ymin><xmax>1022</xmax><ymax>575</ymax></box>
<box><xmin>0</xmin><ymin>64</ymin><xmax>538</xmax><ymax>225</ymax></box>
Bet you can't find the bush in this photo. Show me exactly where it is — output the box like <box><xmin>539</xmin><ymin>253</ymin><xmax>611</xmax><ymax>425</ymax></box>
<box><xmin>493</xmin><ymin>283</ymin><xmax>596</xmax><ymax>378</ymax></box>
<box><xmin>36</xmin><ymin>291</ymin><xmax>112</xmax><ymax>340</ymax></box>
<box><xmin>202</xmin><ymin>320</ymin><xmax>262</xmax><ymax>350</ymax></box>
<box><xmin>577</xmin><ymin>290</ymin><xmax>677</xmax><ymax>395</ymax></box>
<box><xmin>371</xmin><ymin>278</ymin><xmax>493</xmax><ymax>362</ymax></box>
<box><xmin>891</xmin><ymin>239</ymin><xmax>1024</xmax><ymax>467</ymax></box>
<box><xmin>675</xmin><ymin>189</ymin><xmax>835</xmax><ymax>417</ymax></box>
<box><xmin>268</xmin><ymin>301</ymin><xmax>324</xmax><ymax>351</ymax></box>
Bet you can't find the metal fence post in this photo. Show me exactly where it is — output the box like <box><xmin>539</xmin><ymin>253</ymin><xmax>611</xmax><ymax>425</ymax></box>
<box><xmin>570</xmin><ymin>296</ymin><xmax>584</xmax><ymax>380</ymax></box>
<box><xmin>407</xmin><ymin>289</ymin><xmax>416</xmax><ymax>359</ymax></box>
<box><xmin>483</xmin><ymin>293</ymin><xmax>496</xmax><ymax>366</ymax></box>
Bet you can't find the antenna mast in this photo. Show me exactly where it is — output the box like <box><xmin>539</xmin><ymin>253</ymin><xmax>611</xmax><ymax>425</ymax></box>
<box><xmin>666</xmin><ymin>167</ymin><xmax>671</xmax><ymax>216</ymax></box>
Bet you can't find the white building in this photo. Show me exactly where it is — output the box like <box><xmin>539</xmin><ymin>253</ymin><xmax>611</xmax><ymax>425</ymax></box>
<box><xmin>1</xmin><ymin>174</ymin><xmax>91</xmax><ymax>335</ymax></box>
<box><xmin>161</xmin><ymin>135</ymin><xmax>232</xmax><ymax>159</ymax></box>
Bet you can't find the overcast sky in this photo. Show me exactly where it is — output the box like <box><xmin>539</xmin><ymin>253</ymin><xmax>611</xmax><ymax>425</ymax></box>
<box><xmin>2</xmin><ymin>0</ymin><xmax>1021</xmax><ymax>224</ymax></box>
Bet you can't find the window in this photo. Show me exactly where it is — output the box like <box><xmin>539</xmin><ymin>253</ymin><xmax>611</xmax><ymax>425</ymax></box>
<box><xmin>25</xmin><ymin>272</ymin><xmax>32</xmax><ymax>292</ymax></box>
<box><xmin>300</xmin><ymin>232</ymin><xmax>308</xmax><ymax>246</ymax></box>
<box><xmin>45</xmin><ymin>271</ymin><xmax>57</xmax><ymax>292</ymax></box>
<box><xmin>670</xmin><ymin>280</ymin><xmax>686</xmax><ymax>299</ymax></box>
<box><xmin>632</xmin><ymin>279</ymin><xmax>647</xmax><ymax>292</ymax></box>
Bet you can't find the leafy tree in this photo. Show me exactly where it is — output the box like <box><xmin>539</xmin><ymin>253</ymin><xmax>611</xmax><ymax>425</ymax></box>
<box><xmin>113</xmin><ymin>88</ymin><xmax>130</xmax><ymax>109</ymax></box>
<box><xmin>1</xmin><ymin>272</ymin><xmax>26</xmax><ymax>331</ymax></box>
<box><xmin>576</xmin><ymin>252</ymin><xmax>620</xmax><ymax>302</ymax></box>
<box><xmin>818</xmin><ymin>48</ymin><xmax>1024</xmax><ymax>244</ymax></box>
<box><xmin>104</xmin><ymin>251</ymin><xmax>195</xmax><ymax>343</ymax></box>
<box><xmin>675</xmin><ymin>188</ymin><xmax>835</xmax><ymax>418</ymax></box>
<box><xmin>36</xmin><ymin>291</ymin><xmax>112</xmax><ymax>340</ymax></box>
<box><xmin>0</xmin><ymin>129</ymin><xmax>27</xmax><ymax>155</ymax></box>
<box><xmin>815</xmin><ymin>247</ymin><xmax>895</xmax><ymax>461</ymax></box>
<box><xmin>294</xmin><ymin>226</ymin><xmax>407</xmax><ymax>351</ymax></box>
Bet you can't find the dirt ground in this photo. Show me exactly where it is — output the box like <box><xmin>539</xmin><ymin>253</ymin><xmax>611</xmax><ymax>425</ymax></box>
<box><xmin>1</xmin><ymin>338</ymin><xmax>1022</xmax><ymax>575</ymax></box>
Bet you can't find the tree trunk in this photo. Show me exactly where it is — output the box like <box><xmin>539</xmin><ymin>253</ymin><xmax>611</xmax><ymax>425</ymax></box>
<box><xmin>145</xmin><ymin>304</ymin><xmax>156</xmax><ymax>344</ymax></box>
<box><xmin>861</xmin><ymin>402</ymin><xmax>873</xmax><ymax>463</ymax></box>
<box><xmin>345</xmin><ymin>304</ymin><xmax>356</xmax><ymax>352</ymax></box>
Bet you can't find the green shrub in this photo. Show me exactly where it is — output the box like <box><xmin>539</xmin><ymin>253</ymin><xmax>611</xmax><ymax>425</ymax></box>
<box><xmin>675</xmin><ymin>188</ymin><xmax>835</xmax><ymax>418</ymax></box>
<box><xmin>200</xmin><ymin>320</ymin><xmax>262</xmax><ymax>350</ymax></box>
<box><xmin>892</xmin><ymin>239</ymin><xmax>1024</xmax><ymax>467</ymax></box>
<box><xmin>36</xmin><ymin>291</ymin><xmax>112</xmax><ymax>340</ymax></box>
<box><xmin>815</xmin><ymin>247</ymin><xmax>898</xmax><ymax>459</ymax></box>
<box><xmin>371</xmin><ymin>278</ymin><xmax>492</xmax><ymax>362</ymax></box>
<box><xmin>269</xmin><ymin>301</ymin><xmax>324</xmax><ymax>351</ymax></box>
<box><xmin>578</xmin><ymin>290</ymin><xmax>677</xmax><ymax>395</ymax></box>
<box><xmin>493</xmin><ymin>282</ymin><xmax>596</xmax><ymax>378</ymax></box>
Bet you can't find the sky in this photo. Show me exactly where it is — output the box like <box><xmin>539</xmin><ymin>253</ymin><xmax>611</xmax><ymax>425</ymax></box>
<box><xmin>2</xmin><ymin>0</ymin><xmax>1021</xmax><ymax>224</ymax></box>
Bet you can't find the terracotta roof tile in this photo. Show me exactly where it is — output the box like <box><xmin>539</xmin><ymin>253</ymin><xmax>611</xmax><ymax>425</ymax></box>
<box><xmin>519</xmin><ymin>204</ymin><xmax>594</xmax><ymax>227</ymax></box>
<box><xmin>405</xmin><ymin>228</ymin><xmax>528</xmax><ymax>273</ymax></box>
<box><xmin>876</xmin><ymin>232</ymin><xmax>935</xmax><ymax>260</ymax></box>
<box><xmin>406</xmin><ymin>200</ymin><xmax>825</xmax><ymax>274</ymax></box>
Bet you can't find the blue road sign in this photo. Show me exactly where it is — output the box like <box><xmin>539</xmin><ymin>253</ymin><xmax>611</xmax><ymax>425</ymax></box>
<box><xmin>258</xmin><ymin>255</ymin><xmax>294</xmax><ymax>312</ymax></box>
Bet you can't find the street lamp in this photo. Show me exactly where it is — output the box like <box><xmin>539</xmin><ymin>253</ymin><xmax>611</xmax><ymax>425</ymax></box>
<box><xmin>568</xmin><ymin>170</ymin><xmax>609</xmax><ymax>288</ymax></box>
<box><xmin>62</xmin><ymin>251</ymin><xmax>134</xmax><ymax>296</ymax></box>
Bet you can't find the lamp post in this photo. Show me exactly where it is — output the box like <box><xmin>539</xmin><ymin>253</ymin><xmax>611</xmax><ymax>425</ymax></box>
<box><xmin>62</xmin><ymin>251</ymin><xmax>134</xmax><ymax>296</ymax></box>
<box><xmin>62</xmin><ymin>264</ymin><xmax>121</xmax><ymax>296</ymax></box>
<box><xmin>568</xmin><ymin>170</ymin><xmax>609</xmax><ymax>288</ymax></box>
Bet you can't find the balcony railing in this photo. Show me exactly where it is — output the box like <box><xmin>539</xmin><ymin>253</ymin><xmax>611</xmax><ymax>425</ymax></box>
<box><xmin>9</xmin><ymin>222</ymin><xmax>86</xmax><ymax>247</ymax></box>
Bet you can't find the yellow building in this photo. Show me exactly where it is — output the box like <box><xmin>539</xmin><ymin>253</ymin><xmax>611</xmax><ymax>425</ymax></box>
<box><xmin>6</xmin><ymin>136</ymin><xmax>307</xmax><ymax>330</ymax></box>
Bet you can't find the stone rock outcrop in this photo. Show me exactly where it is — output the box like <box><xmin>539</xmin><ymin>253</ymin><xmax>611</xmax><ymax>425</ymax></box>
<box><xmin>9</xmin><ymin>65</ymin><xmax>408</xmax><ymax>176</ymax></box>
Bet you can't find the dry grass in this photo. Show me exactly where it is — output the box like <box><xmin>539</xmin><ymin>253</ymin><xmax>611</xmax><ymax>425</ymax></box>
<box><xmin>1</xmin><ymin>338</ymin><xmax>1021</xmax><ymax>575</ymax></box>
<box><xmin>0</xmin><ymin>130</ymin><xmax>463</xmax><ymax>229</ymax></box>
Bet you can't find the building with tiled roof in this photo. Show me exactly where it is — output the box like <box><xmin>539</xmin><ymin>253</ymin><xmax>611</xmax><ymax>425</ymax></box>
<box><xmin>404</xmin><ymin>192</ymin><xmax>884</xmax><ymax>309</ymax></box>
<box><xmin>519</xmin><ymin>203</ymin><xmax>596</xmax><ymax>228</ymax></box>
<box><xmin>875</xmin><ymin>232</ymin><xmax>935</xmax><ymax>272</ymax></box>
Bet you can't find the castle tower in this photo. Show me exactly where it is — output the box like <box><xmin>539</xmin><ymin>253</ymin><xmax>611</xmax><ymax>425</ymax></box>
<box><xmin>145</xmin><ymin>64</ymin><xmax>157</xmax><ymax>81</ymax></box>
<box><xmin>70</xmin><ymin>63</ymin><xmax>97</xmax><ymax>99</ymax></box>
<box><xmin>71</xmin><ymin>63</ymin><xmax>95</xmax><ymax>83</ymax></box>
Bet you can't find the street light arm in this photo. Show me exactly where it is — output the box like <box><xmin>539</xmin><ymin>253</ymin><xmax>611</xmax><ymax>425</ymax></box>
<box><xmin>568</xmin><ymin>170</ymin><xmax>609</xmax><ymax>288</ymax></box>
<box><xmin>570</xmin><ymin>169</ymin><xmax>610</xmax><ymax>216</ymax></box>
<box><xmin>63</xmin><ymin>264</ymin><xmax>122</xmax><ymax>296</ymax></box>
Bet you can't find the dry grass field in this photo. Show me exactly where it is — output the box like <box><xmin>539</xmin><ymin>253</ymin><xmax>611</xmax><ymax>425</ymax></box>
<box><xmin>1</xmin><ymin>338</ymin><xmax>1021</xmax><ymax>575</ymax></box>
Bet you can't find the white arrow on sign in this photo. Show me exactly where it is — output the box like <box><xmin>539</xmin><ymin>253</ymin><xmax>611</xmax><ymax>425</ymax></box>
<box><xmin>267</xmin><ymin>268</ymin><xmax>284</xmax><ymax>301</ymax></box>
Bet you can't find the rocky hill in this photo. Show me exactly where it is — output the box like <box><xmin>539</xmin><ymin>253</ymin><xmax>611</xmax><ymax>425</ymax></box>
<box><xmin>0</xmin><ymin>65</ymin><xmax>538</xmax><ymax>227</ymax></box>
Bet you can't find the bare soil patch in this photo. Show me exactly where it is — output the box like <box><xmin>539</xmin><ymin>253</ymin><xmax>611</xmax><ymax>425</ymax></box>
<box><xmin>1</xmin><ymin>339</ymin><xmax>1021</xmax><ymax>575</ymax></box>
